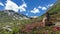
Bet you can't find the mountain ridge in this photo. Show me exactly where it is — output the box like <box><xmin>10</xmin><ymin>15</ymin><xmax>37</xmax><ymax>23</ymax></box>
<box><xmin>0</xmin><ymin>10</ymin><xmax>29</xmax><ymax>23</ymax></box>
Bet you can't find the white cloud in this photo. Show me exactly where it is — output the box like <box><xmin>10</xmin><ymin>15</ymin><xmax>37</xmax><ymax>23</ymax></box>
<box><xmin>5</xmin><ymin>0</ymin><xmax>19</xmax><ymax>12</ymax></box>
<box><xmin>49</xmin><ymin>4</ymin><xmax>54</xmax><ymax>6</ymax></box>
<box><xmin>38</xmin><ymin>6</ymin><xmax>47</xmax><ymax>10</ymax></box>
<box><xmin>26</xmin><ymin>13</ymin><xmax>28</xmax><ymax>16</ymax></box>
<box><xmin>0</xmin><ymin>2</ymin><xmax>4</xmax><ymax>6</ymax></box>
<box><xmin>31</xmin><ymin>8</ymin><xmax>40</xmax><ymax>14</ymax></box>
<box><xmin>19</xmin><ymin>3</ymin><xmax>27</xmax><ymax>12</ymax></box>
<box><xmin>38</xmin><ymin>6</ymin><xmax>42</xmax><ymax>8</ymax></box>
<box><xmin>42</xmin><ymin>7</ymin><xmax>47</xmax><ymax>10</ymax></box>
<box><xmin>5</xmin><ymin>0</ymin><xmax>27</xmax><ymax>12</ymax></box>
<box><xmin>19</xmin><ymin>0</ymin><xmax>27</xmax><ymax>12</ymax></box>
<box><xmin>38</xmin><ymin>4</ymin><xmax>54</xmax><ymax>11</ymax></box>
<box><xmin>47</xmin><ymin>4</ymin><xmax>54</xmax><ymax>7</ymax></box>
<box><xmin>31</xmin><ymin>16</ymin><xmax>38</xmax><ymax>18</ymax></box>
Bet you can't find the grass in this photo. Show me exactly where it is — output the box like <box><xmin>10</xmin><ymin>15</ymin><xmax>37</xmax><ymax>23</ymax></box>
<box><xmin>0</xmin><ymin>0</ymin><xmax>60</xmax><ymax>34</ymax></box>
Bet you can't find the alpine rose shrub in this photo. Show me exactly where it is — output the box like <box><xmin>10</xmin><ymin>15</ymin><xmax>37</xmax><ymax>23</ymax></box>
<box><xmin>52</xmin><ymin>26</ymin><xmax>60</xmax><ymax>31</ymax></box>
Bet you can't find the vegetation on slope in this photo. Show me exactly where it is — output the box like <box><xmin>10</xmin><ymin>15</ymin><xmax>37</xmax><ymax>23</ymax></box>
<box><xmin>0</xmin><ymin>0</ymin><xmax>60</xmax><ymax>34</ymax></box>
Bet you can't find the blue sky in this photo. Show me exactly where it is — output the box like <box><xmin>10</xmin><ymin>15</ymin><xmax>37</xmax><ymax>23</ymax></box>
<box><xmin>0</xmin><ymin>0</ymin><xmax>57</xmax><ymax>18</ymax></box>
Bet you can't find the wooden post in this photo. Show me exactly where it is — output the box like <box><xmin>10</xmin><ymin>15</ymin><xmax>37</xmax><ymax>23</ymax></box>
<box><xmin>45</xmin><ymin>12</ymin><xmax>50</xmax><ymax>26</ymax></box>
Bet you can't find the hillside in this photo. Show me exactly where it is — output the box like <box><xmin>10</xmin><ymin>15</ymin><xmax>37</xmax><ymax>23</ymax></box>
<box><xmin>0</xmin><ymin>0</ymin><xmax>60</xmax><ymax>34</ymax></box>
<box><xmin>47</xmin><ymin>0</ymin><xmax>60</xmax><ymax>22</ymax></box>
<box><xmin>0</xmin><ymin>10</ymin><xmax>29</xmax><ymax>23</ymax></box>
